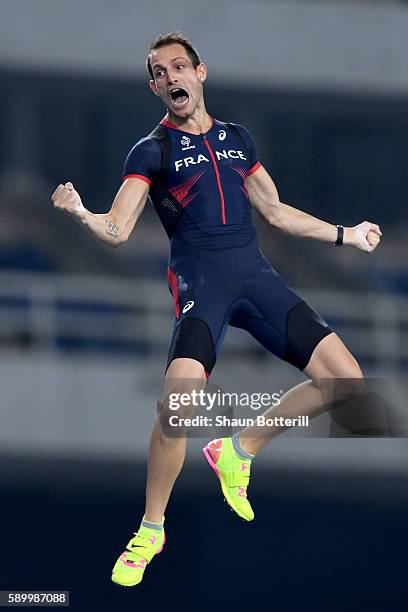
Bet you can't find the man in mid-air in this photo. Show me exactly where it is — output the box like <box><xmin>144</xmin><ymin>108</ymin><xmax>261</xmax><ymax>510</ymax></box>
<box><xmin>51</xmin><ymin>32</ymin><xmax>381</xmax><ymax>587</ymax></box>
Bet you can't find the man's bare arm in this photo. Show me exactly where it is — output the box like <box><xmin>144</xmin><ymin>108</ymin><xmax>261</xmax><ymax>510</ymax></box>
<box><xmin>246</xmin><ymin>165</ymin><xmax>382</xmax><ymax>253</ymax></box>
<box><xmin>51</xmin><ymin>178</ymin><xmax>149</xmax><ymax>247</ymax></box>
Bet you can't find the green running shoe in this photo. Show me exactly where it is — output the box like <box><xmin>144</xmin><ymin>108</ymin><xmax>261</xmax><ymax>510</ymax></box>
<box><xmin>203</xmin><ymin>437</ymin><xmax>254</xmax><ymax>521</ymax></box>
<box><xmin>111</xmin><ymin>524</ymin><xmax>165</xmax><ymax>587</ymax></box>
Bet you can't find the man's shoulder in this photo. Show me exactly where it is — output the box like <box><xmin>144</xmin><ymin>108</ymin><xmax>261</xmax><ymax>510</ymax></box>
<box><xmin>148</xmin><ymin>122</ymin><xmax>170</xmax><ymax>142</ymax></box>
<box><xmin>214</xmin><ymin>119</ymin><xmax>255</xmax><ymax>146</ymax></box>
<box><xmin>127</xmin><ymin>128</ymin><xmax>164</xmax><ymax>155</ymax></box>
<box><xmin>213</xmin><ymin>118</ymin><xmax>249</xmax><ymax>132</ymax></box>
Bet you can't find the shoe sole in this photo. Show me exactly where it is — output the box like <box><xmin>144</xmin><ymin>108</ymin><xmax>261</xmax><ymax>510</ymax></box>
<box><xmin>203</xmin><ymin>444</ymin><xmax>252</xmax><ymax>521</ymax></box>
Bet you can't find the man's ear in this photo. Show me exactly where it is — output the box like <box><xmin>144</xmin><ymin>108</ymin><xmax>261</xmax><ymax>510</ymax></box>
<box><xmin>149</xmin><ymin>79</ymin><xmax>158</xmax><ymax>95</ymax></box>
<box><xmin>197</xmin><ymin>63</ymin><xmax>208</xmax><ymax>83</ymax></box>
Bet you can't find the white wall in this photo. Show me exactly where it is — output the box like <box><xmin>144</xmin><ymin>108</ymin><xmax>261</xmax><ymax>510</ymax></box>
<box><xmin>1</xmin><ymin>0</ymin><xmax>408</xmax><ymax>94</ymax></box>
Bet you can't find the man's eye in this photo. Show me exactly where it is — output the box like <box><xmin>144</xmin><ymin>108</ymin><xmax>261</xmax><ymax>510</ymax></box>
<box><xmin>176</xmin><ymin>64</ymin><xmax>184</xmax><ymax>70</ymax></box>
<box><xmin>155</xmin><ymin>71</ymin><xmax>164</xmax><ymax>78</ymax></box>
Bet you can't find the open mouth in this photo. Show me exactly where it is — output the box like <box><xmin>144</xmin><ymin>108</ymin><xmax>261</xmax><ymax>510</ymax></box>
<box><xmin>169</xmin><ymin>88</ymin><xmax>189</xmax><ymax>108</ymax></box>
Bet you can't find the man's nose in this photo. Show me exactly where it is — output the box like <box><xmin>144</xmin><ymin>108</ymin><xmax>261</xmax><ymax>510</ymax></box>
<box><xmin>167</xmin><ymin>71</ymin><xmax>178</xmax><ymax>84</ymax></box>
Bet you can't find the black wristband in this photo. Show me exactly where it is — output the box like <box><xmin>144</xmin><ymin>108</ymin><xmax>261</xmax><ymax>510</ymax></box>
<box><xmin>334</xmin><ymin>225</ymin><xmax>344</xmax><ymax>246</ymax></box>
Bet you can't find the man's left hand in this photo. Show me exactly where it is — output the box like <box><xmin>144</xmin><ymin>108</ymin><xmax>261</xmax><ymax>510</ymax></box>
<box><xmin>344</xmin><ymin>221</ymin><xmax>382</xmax><ymax>253</ymax></box>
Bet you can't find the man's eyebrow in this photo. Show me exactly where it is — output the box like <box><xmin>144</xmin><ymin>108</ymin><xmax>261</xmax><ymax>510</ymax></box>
<box><xmin>152</xmin><ymin>57</ymin><xmax>189</xmax><ymax>71</ymax></box>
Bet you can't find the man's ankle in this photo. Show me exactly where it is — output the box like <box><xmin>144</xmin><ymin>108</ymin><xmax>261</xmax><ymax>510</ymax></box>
<box><xmin>231</xmin><ymin>434</ymin><xmax>255</xmax><ymax>460</ymax></box>
<box><xmin>141</xmin><ymin>515</ymin><xmax>165</xmax><ymax>530</ymax></box>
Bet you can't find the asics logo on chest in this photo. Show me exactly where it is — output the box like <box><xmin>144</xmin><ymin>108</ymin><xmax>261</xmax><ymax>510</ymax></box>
<box><xmin>174</xmin><ymin>149</ymin><xmax>247</xmax><ymax>172</ymax></box>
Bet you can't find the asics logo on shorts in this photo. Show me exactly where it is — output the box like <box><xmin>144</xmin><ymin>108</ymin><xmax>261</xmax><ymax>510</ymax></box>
<box><xmin>182</xmin><ymin>301</ymin><xmax>195</xmax><ymax>313</ymax></box>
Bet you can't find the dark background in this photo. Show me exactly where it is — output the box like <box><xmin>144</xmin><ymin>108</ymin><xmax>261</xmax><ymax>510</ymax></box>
<box><xmin>2</xmin><ymin>454</ymin><xmax>408</xmax><ymax>612</ymax></box>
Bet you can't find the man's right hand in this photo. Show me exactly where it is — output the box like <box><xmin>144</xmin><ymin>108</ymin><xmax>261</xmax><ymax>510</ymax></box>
<box><xmin>51</xmin><ymin>182</ymin><xmax>86</xmax><ymax>219</ymax></box>
<box><xmin>50</xmin><ymin>176</ymin><xmax>149</xmax><ymax>246</ymax></box>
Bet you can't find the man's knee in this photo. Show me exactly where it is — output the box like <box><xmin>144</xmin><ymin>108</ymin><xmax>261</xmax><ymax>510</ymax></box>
<box><xmin>166</xmin><ymin>357</ymin><xmax>206</xmax><ymax>380</ymax></box>
<box><xmin>158</xmin><ymin>358</ymin><xmax>207</xmax><ymax>434</ymax></box>
<box><xmin>337</xmin><ymin>358</ymin><xmax>364</xmax><ymax>397</ymax></box>
<box><xmin>159</xmin><ymin>394</ymin><xmax>196</xmax><ymax>423</ymax></box>
<box><xmin>314</xmin><ymin>359</ymin><xmax>364</xmax><ymax>402</ymax></box>
<box><xmin>336</xmin><ymin>371</ymin><xmax>365</xmax><ymax>401</ymax></box>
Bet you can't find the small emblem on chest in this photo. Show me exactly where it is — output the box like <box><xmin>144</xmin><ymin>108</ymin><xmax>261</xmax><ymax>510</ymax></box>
<box><xmin>181</xmin><ymin>135</ymin><xmax>195</xmax><ymax>151</ymax></box>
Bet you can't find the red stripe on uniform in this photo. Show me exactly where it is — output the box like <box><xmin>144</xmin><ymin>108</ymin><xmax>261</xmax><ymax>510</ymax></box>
<box><xmin>203</xmin><ymin>139</ymin><xmax>226</xmax><ymax>225</ymax></box>
<box><xmin>160</xmin><ymin>116</ymin><xmax>214</xmax><ymax>131</ymax></box>
<box><xmin>246</xmin><ymin>161</ymin><xmax>261</xmax><ymax>177</ymax></box>
<box><xmin>167</xmin><ymin>267</ymin><xmax>180</xmax><ymax>319</ymax></box>
<box><xmin>160</xmin><ymin>116</ymin><xmax>182</xmax><ymax>130</ymax></box>
<box><xmin>123</xmin><ymin>174</ymin><xmax>152</xmax><ymax>186</ymax></box>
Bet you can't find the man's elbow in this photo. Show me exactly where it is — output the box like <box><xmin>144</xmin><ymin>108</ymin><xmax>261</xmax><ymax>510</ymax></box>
<box><xmin>111</xmin><ymin>216</ymin><xmax>138</xmax><ymax>246</ymax></box>
<box><xmin>252</xmin><ymin>194</ymin><xmax>281</xmax><ymax>228</ymax></box>
<box><xmin>109</xmin><ymin>234</ymin><xmax>128</xmax><ymax>248</ymax></box>
<box><xmin>265</xmin><ymin>199</ymin><xmax>284</xmax><ymax>228</ymax></box>
<box><xmin>260</xmin><ymin>207</ymin><xmax>280</xmax><ymax>228</ymax></box>
<box><xmin>262</xmin><ymin>213</ymin><xmax>276</xmax><ymax>227</ymax></box>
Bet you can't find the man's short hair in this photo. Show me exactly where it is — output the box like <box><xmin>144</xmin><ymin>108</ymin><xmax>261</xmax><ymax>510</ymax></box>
<box><xmin>146</xmin><ymin>32</ymin><xmax>201</xmax><ymax>78</ymax></box>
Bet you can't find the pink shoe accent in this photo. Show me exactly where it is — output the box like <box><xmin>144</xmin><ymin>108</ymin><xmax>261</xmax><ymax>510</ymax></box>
<box><xmin>238</xmin><ymin>487</ymin><xmax>247</xmax><ymax>498</ymax></box>
<box><xmin>156</xmin><ymin>532</ymin><xmax>166</xmax><ymax>555</ymax></box>
<box><xmin>203</xmin><ymin>443</ymin><xmax>222</xmax><ymax>480</ymax></box>
<box><xmin>130</xmin><ymin>558</ymin><xmax>147</xmax><ymax>569</ymax></box>
<box><xmin>206</xmin><ymin>439</ymin><xmax>223</xmax><ymax>464</ymax></box>
<box><xmin>120</xmin><ymin>532</ymin><xmax>166</xmax><ymax>570</ymax></box>
<box><xmin>120</xmin><ymin>553</ymin><xmax>147</xmax><ymax>569</ymax></box>
<box><xmin>241</xmin><ymin>463</ymin><xmax>248</xmax><ymax>472</ymax></box>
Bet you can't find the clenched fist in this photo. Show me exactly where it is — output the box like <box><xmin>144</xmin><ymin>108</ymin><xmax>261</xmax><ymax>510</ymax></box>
<box><xmin>51</xmin><ymin>182</ymin><xmax>85</xmax><ymax>219</ymax></box>
<box><xmin>345</xmin><ymin>221</ymin><xmax>382</xmax><ymax>253</ymax></box>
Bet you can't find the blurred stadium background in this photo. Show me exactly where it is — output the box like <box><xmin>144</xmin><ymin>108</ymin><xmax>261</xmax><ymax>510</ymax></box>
<box><xmin>0</xmin><ymin>1</ymin><xmax>407</xmax><ymax>610</ymax></box>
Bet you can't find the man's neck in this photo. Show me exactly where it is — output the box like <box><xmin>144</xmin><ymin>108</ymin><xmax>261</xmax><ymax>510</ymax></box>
<box><xmin>166</xmin><ymin>105</ymin><xmax>213</xmax><ymax>135</ymax></box>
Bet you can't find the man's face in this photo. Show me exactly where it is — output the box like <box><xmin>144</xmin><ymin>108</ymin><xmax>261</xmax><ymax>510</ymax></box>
<box><xmin>149</xmin><ymin>43</ymin><xmax>207</xmax><ymax>119</ymax></box>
